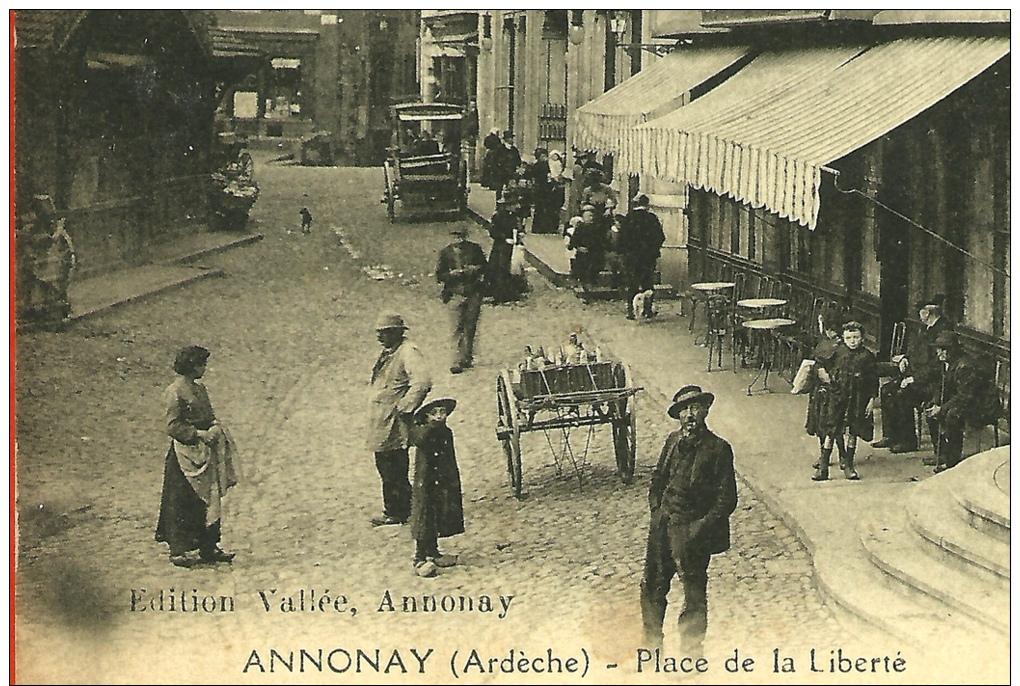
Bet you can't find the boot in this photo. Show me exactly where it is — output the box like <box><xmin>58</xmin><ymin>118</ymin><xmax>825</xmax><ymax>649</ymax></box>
<box><xmin>812</xmin><ymin>445</ymin><xmax>833</xmax><ymax>481</ymax></box>
<box><xmin>842</xmin><ymin>444</ymin><xmax>860</xmax><ymax>480</ymax></box>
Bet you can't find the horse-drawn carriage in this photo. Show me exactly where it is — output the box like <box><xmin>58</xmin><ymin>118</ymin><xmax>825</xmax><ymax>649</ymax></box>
<box><xmin>495</xmin><ymin>335</ymin><xmax>642</xmax><ymax>499</ymax></box>
<box><xmin>382</xmin><ymin>102</ymin><xmax>468</xmax><ymax>222</ymax></box>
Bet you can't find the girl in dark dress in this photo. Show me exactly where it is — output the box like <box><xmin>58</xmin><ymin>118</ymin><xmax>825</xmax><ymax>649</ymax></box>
<box><xmin>155</xmin><ymin>346</ymin><xmax>238</xmax><ymax>567</ymax></box>
<box><xmin>827</xmin><ymin>321</ymin><xmax>879</xmax><ymax>480</ymax></box>
<box><xmin>409</xmin><ymin>397</ymin><xmax>465</xmax><ymax>578</ymax></box>
<box><xmin>809</xmin><ymin>320</ymin><xmax>878</xmax><ymax>481</ymax></box>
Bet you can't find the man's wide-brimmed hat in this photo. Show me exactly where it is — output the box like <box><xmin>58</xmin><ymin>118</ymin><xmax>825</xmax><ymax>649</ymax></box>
<box><xmin>375</xmin><ymin>313</ymin><xmax>408</xmax><ymax>331</ymax></box>
<box><xmin>933</xmin><ymin>331</ymin><xmax>959</xmax><ymax>349</ymax></box>
<box><xmin>668</xmin><ymin>384</ymin><xmax>715</xmax><ymax>418</ymax></box>
<box><xmin>414</xmin><ymin>396</ymin><xmax>457</xmax><ymax>423</ymax></box>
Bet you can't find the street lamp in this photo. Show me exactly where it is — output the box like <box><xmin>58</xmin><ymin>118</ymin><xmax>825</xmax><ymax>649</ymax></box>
<box><xmin>568</xmin><ymin>10</ymin><xmax>584</xmax><ymax>44</ymax></box>
<box><xmin>609</xmin><ymin>11</ymin><xmax>627</xmax><ymax>42</ymax></box>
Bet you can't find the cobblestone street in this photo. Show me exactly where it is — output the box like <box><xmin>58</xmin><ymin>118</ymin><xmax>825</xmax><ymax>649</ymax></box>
<box><xmin>15</xmin><ymin>159</ymin><xmax>853</xmax><ymax>684</ymax></box>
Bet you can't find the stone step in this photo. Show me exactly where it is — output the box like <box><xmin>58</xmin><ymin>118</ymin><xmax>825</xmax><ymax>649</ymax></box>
<box><xmin>814</xmin><ymin>523</ymin><xmax>1001</xmax><ymax>658</ymax></box>
<box><xmin>906</xmin><ymin>472</ymin><xmax>1009</xmax><ymax>585</ymax></box>
<box><xmin>860</xmin><ymin>508</ymin><xmax>1009</xmax><ymax>636</ymax></box>
<box><xmin>948</xmin><ymin>446</ymin><xmax>1010</xmax><ymax>544</ymax></box>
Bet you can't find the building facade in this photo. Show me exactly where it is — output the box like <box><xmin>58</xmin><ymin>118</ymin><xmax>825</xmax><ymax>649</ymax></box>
<box><xmin>466</xmin><ymin>9</ymin><xmax>1008</xmax><ymax>365</ymax></box>
<box><xmin>660</xmin><ymin>11</ymin><xmax>1009</xmax><ymax>363</ymax></box>
<box><xmin>214</xmin><ymin>9</ymin><xmax>419</xmax><ymax>165</ymax></box>
<box><xmin>13</xmin><ymin>10</ymin><xmax>238</xmax><ymax>323</ymax></box>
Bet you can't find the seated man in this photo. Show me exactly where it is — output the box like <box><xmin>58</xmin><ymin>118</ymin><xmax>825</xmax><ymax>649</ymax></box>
<box><xmin>924</xmin><ymin>332</ymin><xmax>1002</xmax><ymax>472</ymax></box>
<box><xmin>873</xmin><ymin>295</ymin><xmax>952</xmax><ymax>453</ymax></box>
<box><xmin>875</xmin><ymin>355</ymin><xmax>925</xmax><ymax>453</ymax></box>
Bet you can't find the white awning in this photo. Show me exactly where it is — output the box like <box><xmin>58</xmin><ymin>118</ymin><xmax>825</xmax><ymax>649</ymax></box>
<box><xmin>573</xmin><ymin>45</ymin><xmax>748</xmax><ymax>171</ymax></box>
<box><xmin>633</xmin><ymin>36</ymin><xmax>1009</xmax><ymax>229</ymax></box>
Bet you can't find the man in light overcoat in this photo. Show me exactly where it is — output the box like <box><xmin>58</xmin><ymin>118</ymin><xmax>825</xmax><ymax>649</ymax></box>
<box><xmin>367</xmin><ymin>313</ymin><xmax>432</xmax><ymax>526</ymax></box>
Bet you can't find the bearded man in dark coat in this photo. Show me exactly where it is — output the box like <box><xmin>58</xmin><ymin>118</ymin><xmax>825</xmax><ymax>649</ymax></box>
<box><xmin>641</xmin><ymin>385</ymin><xmax>738</xmax><ymax>654</ymax></box>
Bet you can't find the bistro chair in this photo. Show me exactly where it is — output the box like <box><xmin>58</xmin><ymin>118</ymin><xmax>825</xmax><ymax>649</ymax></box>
<box><xmin>729</xmin><ymin>271</ymin><xmax>749</xmax><ymax>372</ymax></box>
<box><xmin>705</xmin><ymin>293</ymin><xmax>731</xmax><ymax>372</ymax></box>
<box><xmin>890</xmin><ymin>321</ymin><xmax>907</xmax><ymax>357</ymax></box>
<box><xmin>994</xmin><ymin>358</ymin><xmax>1010</xmax><ymax>447</ymax></box>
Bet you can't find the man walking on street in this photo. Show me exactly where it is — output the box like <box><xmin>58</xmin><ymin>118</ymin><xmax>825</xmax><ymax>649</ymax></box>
<box><xmin>618</xmin><ymin>194</ymin><xmax>665</xmax><ymax>320</ymax></box>
<box><xmin>436</xmin><ymin>227</ymin><xmax>487</xmax><ymax>374</ymax></box>
<box><xmin>641</xmin><ymin>385</ymin><xmax>737</xmax><ymax>654</ymax></box>
<box><xmin>367</xmin><ymin>313</ymin><xmax>432</xmax><ymax>526</ymax></box>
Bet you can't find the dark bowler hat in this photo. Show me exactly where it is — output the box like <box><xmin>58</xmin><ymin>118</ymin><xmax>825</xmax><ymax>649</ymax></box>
<box><xmin>668</xmin><ymin>385</ymin><xmax>715</xmax><ymax>418</ymax></box>
<box><xmin>414</xmin><ymin>396</ymin><xmax>457</xmax><ymax>423</ymax></box>
<box><xmin>632</xmin><ymin>193</ymin><xmax>650</xmax><ymax>207</ymax></box>
<box><xmin>933</xmin><ymin>331</ymin><xmax>959</xmax><ymax>349</ymax></box>
<box><xmin>915</xmin><ymin>293</ymin><xmax>945</xmax><ymax>310</ymax></box>
<box><xmin>374</xmin><ymin>313</ymin><xmax>408</xmax><ymax>330</ymax></box>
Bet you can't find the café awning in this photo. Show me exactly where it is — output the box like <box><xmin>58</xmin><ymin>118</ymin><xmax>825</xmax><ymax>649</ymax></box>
<box><xmin>573</xmin><ymin>44</ymin><xmax>748</xmax><ymax>168</ymax></box>
<box><xmin>632</xmin><ymin>36</ymin><xmax>1010</xmax><ymax>229</ymax></box>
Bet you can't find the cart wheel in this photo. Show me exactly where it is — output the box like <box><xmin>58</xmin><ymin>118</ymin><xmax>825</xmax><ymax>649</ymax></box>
<box><xmin>612</xmin><ymin>363</ymin><xmax>637</xmax><ymax>484</ymax></box>
<box><xmin>497</xmin><ymin>371</ymin><xmax>523</xmax><ymax>499</ymax></box>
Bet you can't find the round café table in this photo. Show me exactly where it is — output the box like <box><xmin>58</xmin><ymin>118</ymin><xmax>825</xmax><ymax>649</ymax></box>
<box><xmin>692</xmin><ymin>281</ymin><xmax>736</xmax><ymax>292</ymax></box>
<box><xmin>688</xmin><ymin>282</ymin><xmax>736</xmax><ymax>340</ymax></box>
<box><xmin>685</xmin><ymin>279</ymin><xmax>734</xmax><ymax>332</ymax></box>
<box><xmin>737</xmin><ymin>297</ymin><xmax>788</xmax><ymax>311</ymax></box>
<box><xmin>742</xmin><ymin>317</ymin><xmax>796</xmax><ymax>395</ymax></box>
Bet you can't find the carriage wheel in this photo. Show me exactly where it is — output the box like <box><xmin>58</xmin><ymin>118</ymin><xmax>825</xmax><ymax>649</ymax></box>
<box><xmin>497</xmin><ymin>371</ymin><xmax>523</xmax><ymax>499</ymax></box>
<box><xmin>611</xmin><ymin>363</ymin><xmax>637</xmax><ymax>484</ymax></box>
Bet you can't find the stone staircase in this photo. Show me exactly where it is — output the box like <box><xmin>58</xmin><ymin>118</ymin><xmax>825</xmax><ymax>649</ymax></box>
<box><xmin>824</xmin><ymin>447</ymin><xmax>1009</xmax><ymax>679</ymax></box>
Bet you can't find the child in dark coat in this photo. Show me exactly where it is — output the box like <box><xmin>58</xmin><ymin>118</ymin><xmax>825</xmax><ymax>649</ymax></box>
<box><xmin>300</xmin><ymin>207</ymin><xmax>313</xmax><ymax>234</ymax></box>
<box><xmin>409</xmin><ymin>397</ymin><xmax>465</xmax><ymax>577</ymax></box>
<box><xmin>826</xmin><ymin>321</ymin><xmax>879</xmax><ymax>480</ymax></box>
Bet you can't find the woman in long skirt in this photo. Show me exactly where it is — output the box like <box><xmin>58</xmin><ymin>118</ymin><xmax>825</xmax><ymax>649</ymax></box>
<box><xmin>155</xmin><ymin>345</ymin><xmax>238</xmax><ymax>567</ymax></box>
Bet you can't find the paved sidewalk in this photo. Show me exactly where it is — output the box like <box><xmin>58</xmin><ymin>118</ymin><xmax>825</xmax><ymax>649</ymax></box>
<box><xmin>66</xmin><ymin>230</ymin><xmax>263</xmax><ymax>320</ymax></box>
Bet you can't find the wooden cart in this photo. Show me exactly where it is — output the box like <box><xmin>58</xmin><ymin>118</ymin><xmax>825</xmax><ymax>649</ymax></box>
<box><xmin>495</xmin><ymin>359</ymin><xmax>641</xmax><ymax>499</ymax></box>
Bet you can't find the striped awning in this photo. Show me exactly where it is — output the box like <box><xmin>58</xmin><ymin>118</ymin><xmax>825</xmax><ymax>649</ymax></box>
<box><xmin>573</xmin><ymin>45</ymin><xmax>748</xmax><ymax>169</ymax></box>
<box><xmin>632</xmin><ymin>36</ymin><xmax>1010</xmax><ymax>229</ymax></box>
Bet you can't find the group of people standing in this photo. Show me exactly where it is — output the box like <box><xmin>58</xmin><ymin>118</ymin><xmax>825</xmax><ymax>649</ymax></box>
<box><xmin>481</xmin><ymin>138</ymin><xmax>668</xmax><ymax>317</ymax></box>
<box><xmin>479</xmin><ymin>129</ymin><xmax>567</xmax><ymax>236</ymax></box>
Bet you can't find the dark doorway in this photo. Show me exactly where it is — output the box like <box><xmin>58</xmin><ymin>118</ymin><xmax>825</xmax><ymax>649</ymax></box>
<box><xmin>875</xmin><ymin>136</ymin><xmax>913</xmax><ymax>359</ymax></box>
